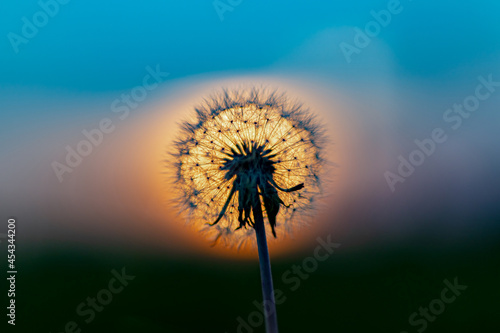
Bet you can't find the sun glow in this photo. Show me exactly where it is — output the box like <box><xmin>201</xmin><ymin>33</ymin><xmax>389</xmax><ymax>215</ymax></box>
<box><xmin>171</xmin><ymin>88</ymin><xmax>325</xmax><ymax>248</ymax></box>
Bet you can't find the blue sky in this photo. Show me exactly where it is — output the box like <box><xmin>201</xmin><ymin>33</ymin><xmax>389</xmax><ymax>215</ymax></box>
<box><xmin>1</xmin><ymin>0</ymin><xmax>499</xmax><ymax>91</ymax></box>
<box><xmin>1</xmin><ymin>0</ymin><xmax>500</xmax><ymax>250</ymax></box>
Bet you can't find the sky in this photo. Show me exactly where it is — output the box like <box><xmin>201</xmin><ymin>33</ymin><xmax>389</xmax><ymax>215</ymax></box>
<box><xmin>1</xmin><ymin>0</ymin><xmax>500</xmax><ymax>257</ymax></box>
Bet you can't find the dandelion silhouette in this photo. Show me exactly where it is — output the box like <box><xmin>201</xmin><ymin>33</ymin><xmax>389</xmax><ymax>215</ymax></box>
<box><xmin>170</xmin><ymin>87</ymin><xmax>325</xmax><ymax>333</ymax></box>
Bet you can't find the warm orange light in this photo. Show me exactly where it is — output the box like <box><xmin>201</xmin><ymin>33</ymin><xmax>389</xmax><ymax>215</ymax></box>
<box><xmin>169</xmin><ymin>88</ymin><xmax>325</xmax><ymax>249</ymax></box>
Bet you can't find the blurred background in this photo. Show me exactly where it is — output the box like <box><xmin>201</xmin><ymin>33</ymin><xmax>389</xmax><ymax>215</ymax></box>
<box><xmin>1</xmin><ymin>0</ymin><xmax>499</xmax><ymax>332</ymax></box>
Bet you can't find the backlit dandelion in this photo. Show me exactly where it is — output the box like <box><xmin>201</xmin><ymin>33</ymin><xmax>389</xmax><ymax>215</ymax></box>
<box><xmin>171</xmin><ymin>88</ymin><xmax>325</xmax><ymax>244</ymax></box>
<box><xmin>169</xmin><ymin>87</ymin><xmax>326</xmax><ymax>333</ymax></box>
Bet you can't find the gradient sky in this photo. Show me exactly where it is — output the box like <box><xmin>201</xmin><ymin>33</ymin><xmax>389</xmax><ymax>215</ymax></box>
<box><xmin>1</xmin><ymin>0</ymin><xmax>499</xmax><ymax>256</ymax></box>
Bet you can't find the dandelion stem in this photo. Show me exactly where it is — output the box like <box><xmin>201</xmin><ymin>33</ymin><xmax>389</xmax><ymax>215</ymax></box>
<box><xmin>252</xmin><ymin>193</ymin><xmax>279</xmax><ymax>333</ymax></box>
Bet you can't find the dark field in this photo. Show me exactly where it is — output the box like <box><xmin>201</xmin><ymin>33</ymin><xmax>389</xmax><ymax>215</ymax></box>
<box><xmin>9</xmin><ymin>234</ymin><xmax>499</xmax><ymax>333</ymax></box>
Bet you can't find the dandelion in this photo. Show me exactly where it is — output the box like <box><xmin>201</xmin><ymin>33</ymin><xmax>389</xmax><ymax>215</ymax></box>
<box><xmin>170</xmin><ymin>87</ymin><xmax>325</xmax><ymax>333</ymax></box>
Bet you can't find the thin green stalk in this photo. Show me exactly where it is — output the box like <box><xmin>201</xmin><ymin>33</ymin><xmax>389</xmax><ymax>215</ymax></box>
<box><xmin>252</xmin><ymin>195</ymin><xmax>279</xmax><ymax>333</ymax></box>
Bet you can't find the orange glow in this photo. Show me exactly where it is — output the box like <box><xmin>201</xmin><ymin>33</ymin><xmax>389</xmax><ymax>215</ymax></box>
<box><xmin>97</xmin><ymin>75</ymin><xmax>357</xmax><ymax>259</ymax></box>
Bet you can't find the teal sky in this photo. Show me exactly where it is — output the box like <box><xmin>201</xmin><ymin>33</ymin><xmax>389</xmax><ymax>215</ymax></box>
<box><xmin>1</xmin><ymin>0</ymin><xmax>499</xmax><ymax>249</ymax></box>
<box><xmin>1</xmin><ymin>1</ymin><xmax>499</xmax><ymax>91</ymax></box>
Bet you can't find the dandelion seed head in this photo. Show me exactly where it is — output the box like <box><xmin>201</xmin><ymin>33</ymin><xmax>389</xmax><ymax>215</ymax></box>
<box><xmin>170</xmin><ymin>87</ymin><xmax>326</xmax><ymax>247</ymax></box>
